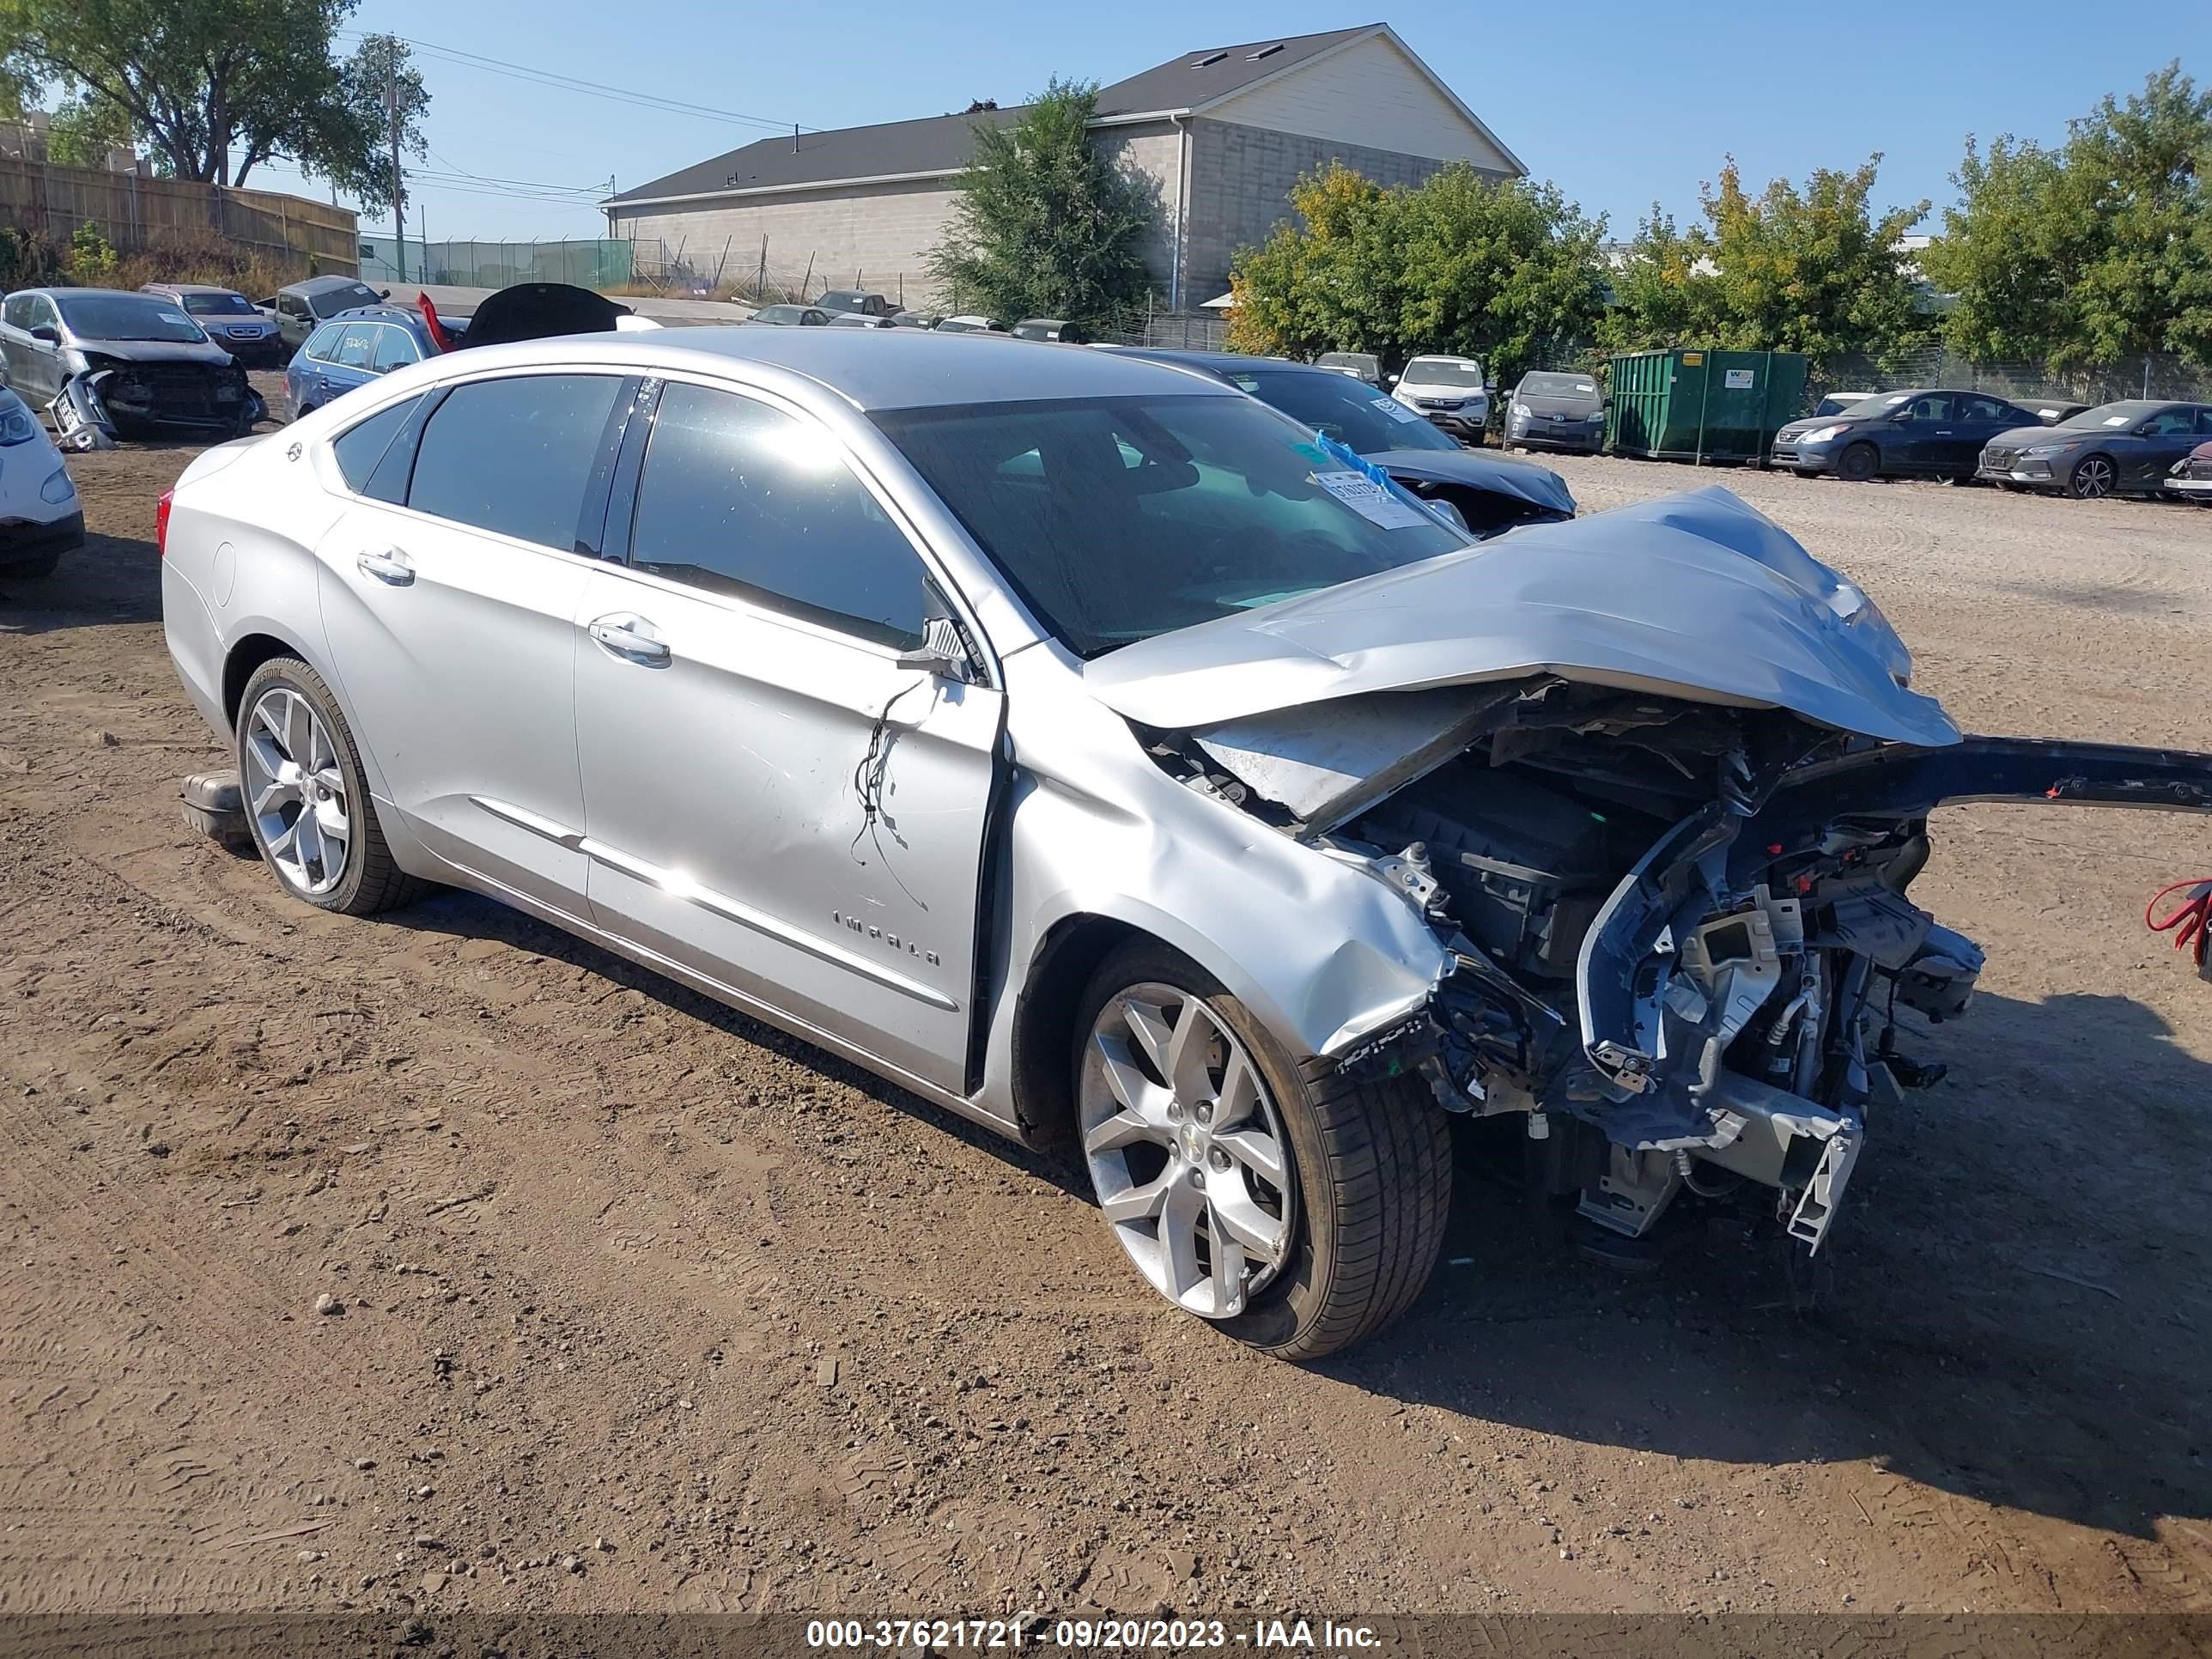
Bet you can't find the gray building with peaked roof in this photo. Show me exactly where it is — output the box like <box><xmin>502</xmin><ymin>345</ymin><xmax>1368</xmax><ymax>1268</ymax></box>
<box><xmin>601</xmin><ymin>24</ymin><xmax>1523</xmax><ymax>312</ymax></box>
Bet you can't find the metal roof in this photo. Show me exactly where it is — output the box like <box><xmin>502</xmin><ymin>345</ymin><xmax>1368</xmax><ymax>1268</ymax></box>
<box><xmin>607</xmin><ymin>25</ymin><xmax>1394</xmax><ymax>209</ymax></box>
<box><xmin>422</xmin><ymin>325</ymin><xmax>1249</xmax><ymax>412</ymax></box>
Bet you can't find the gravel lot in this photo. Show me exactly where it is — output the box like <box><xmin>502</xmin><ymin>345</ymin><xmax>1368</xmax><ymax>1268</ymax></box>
<box><xmin>2</xmin><ymin>428</ymin><xmax>2209</xmax><ymax>1620</ymax></box>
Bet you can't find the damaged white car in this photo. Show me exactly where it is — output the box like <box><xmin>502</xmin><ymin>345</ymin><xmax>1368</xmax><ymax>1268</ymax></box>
<box><xmin>159</xmin><ymin>331</ymin><xmax>2212</xmax><ymax>1358</ymax></box>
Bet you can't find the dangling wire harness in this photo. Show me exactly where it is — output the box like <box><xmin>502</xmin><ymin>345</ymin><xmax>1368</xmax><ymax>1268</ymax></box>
<box><xmin>2145</xmin><ymin>878</ymin><xmax>2212</xmax><ymax>973</ymax></box>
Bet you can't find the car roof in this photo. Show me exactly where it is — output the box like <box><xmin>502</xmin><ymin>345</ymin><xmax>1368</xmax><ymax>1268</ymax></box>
<box><xmin>15</xmin><ymin>286</ymin><xmax>172</xmax><ymax>300</ymax></box>
<box><xmin>1119</xmin><ymin>349</ymin><xmax>1328</xmax><ymax>379</ymax></box>
<box><xmin>1402</xmin><ymin>355</ymin><xmax>1478</xmax><ymax>367</ymax></box>
<box><xmin>285</xmin><ymin>274</ymin><xmax>379</xmax><ymax>295</ymax></box>
<box><xmin>417</xmin><ymin>326</ymin><xmax>1249</xmax><ymax>412</ymax></box>
<box><xmin>143</xmin><ymin>282</ymin><xmax>244</xmax><ymax>296</ymax></box>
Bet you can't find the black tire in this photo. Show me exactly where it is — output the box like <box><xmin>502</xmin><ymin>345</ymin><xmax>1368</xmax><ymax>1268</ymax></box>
<box><xmin>1836</xmin><ymin>441</ymin><xmax>1880</xmax><ymax>483</ymax></box>
<box><xmin>1073</xmin><ymin>940</ymin><xmax>1452</xmax><ymax>1361</ymax></box>
<box><xmin>1792</xmin><ymin>468</ymin><xmax>1819</xmax><ymax>479</ymax></box>
<box><xmin>2068</xmin><ymin>453</ymin><xmax>2118</xmax><ymax>500</ymax></box>
<box><xmin>234</xmin><ymin>655</ymin><xmax>427</xmax><ymax>916</ymax></box>
<box><xmin>3</xmin><ymin>547</ymin><xmax>64</xmax><ymax>579</ymax></box>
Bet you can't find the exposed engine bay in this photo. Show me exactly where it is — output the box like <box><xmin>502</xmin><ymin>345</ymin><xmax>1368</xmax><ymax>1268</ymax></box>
<box><xmin>1145</xmin><ymin>676</ymin><xmax>2212</xmax><ymax>1258</ymax></box>
<box><xmin>52</xmin><ymin>358</ymin><xmax>263</xmax><ymax>451</ymax></box>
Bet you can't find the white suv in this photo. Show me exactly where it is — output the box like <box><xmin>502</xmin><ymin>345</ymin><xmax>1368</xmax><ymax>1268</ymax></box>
<box><xmin>1391</xmin><ymin>354</ymin><xmax>1490</xmax><ymax>443</ymax></box>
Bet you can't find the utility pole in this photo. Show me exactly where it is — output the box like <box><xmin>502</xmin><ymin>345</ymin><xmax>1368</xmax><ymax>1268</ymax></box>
<box><xmin>386</xmin><ymin>40</ymin><xmax>406</xmax><ymax>284</ymax></box>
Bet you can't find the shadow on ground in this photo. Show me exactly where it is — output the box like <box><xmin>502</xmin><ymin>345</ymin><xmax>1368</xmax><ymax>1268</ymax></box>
<box><xmin>385</xmin><ymin>877</ymin><xmax>2212</xmax><ymax>1541</ymax></box>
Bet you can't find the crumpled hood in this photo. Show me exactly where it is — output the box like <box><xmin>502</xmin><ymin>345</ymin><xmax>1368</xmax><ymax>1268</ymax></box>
<box><xmin>1085</xmin><ymin>486</ymin><xmax>1956</xmax><ymax>747</ymax></box>
<box><xmin>1365</xmin><ymin>448</ymin><xmax>1577</xmax><ymax>517</ymax></box>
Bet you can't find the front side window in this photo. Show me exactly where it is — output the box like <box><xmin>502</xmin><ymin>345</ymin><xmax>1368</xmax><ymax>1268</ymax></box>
<box><xmin>2141</xmin><ymin>408</ymin><xmax>2196</xmax><ymax>437</ymax></box>
<box><xmin>280</xmin><ymin>295</ymin><xmax>310</xmax><ymax>320</ymax></box>
<box><xmin>408</xmin><ymin>374</ymin><xmax>623</xmax><ymax>550</ymax></box>
<box><xmin>627</xmin><ymin>382</ymin><xmax>928</xmax><ymax>649</ymax></box>
<box><xmin>877</xmin><ymin>393</ymin><xmax>1467</xmax><ymax>658</ymax></box>
<box><xmin>1894</xmin><ymin>394</ymin><xmax>1952</xmax><ymax>422</ymax></box>
<box><xmin>369</xmin><ymin>325</ymin><xmax>418</xmax><ymax>374</ymax></box>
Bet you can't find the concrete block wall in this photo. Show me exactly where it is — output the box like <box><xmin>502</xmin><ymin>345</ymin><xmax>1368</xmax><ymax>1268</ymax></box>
<box><xmin>611</xmin><ymin>178</ymin><xmax>964</xmax><ymax>308</ymax></box>
<box><xmin>1177</xmin><ymin>118</ymin><xmax>1514</xmax><ymax>304</ymax></box>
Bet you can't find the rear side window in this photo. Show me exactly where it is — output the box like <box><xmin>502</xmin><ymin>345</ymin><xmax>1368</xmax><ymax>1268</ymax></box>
<box><xmin>303</xmin><ymin>323</ymin><xmax>343</xmax><ymax>362</ymax></box>
<box><xmin>331</xmin><ymin>395</ymin><xmax>427</xmax><ymax>500</ymax></box>
<box><xmin>407</xmin><ymin>374</ymin><xmax>623</xmax><ymax>550</ymax></box>
<box><xmin>627</xmin><ymin>381</ymin><xmax>927</xmax><ymax>648</ymax></box>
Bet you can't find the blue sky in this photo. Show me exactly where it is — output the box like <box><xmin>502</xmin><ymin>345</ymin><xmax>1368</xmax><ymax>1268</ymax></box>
<box><xmin>246</xmin><ymin>2</ymin><xmax>2201</xmax><ymax>247</ymax></box>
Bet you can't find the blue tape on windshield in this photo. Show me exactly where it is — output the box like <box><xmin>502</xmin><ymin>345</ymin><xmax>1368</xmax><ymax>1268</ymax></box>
<box><xmin>1312</xmin><ymin>428</ymin><xmax>1462</xmax><ymax>532</ymax></box>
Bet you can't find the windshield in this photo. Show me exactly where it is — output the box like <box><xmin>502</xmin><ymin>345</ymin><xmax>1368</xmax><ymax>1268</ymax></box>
<box><xmin>179</xmin><ymin>292</ymin><xmax>256</xmax><ymax>317</ymax></box>
<box><xmin>55</xmin><ymin>295</ymin><xmax>208</xmax><ymax>343</ymax></box>
<box><xmin>1228</xmin><ymin>368</ymin><xmax>1458</xmax><ymax>454</ymax></box>
<box><xmin>1405</xmin><ymin>357</ymin><xmax>1484</xmax><ymax>386</ymax></box>
<box><xmin>311</xmin><ymin>283</ymin><xmax>382</xmax><ymax>318</ymax></box>
<box><xmin>1517</xmin><ymin>372</ymin><xmax>1598</xmax><ymax>400</ymax></box>
<box><xmin>876</xmin><ymin>393</ymin><xmax>1468</xmax><ymax>658</ymax></box>
<box><xmin>2055</xmin><ymin>401</ymin><xmax>2162</xmax><ymax>429</ymax></box>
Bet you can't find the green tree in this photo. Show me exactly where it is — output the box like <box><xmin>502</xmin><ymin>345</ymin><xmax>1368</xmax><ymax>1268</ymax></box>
<box><xmin>1227</xmin><ymin>163</ymin><xmax>1404</xmax><ymax>357</ymax></box>
<box><xmin>927</xmin><ymin>79</ymin><xmax>1157</xmax><ymax>326</ymax></box>
<box><xmin>1228</xmin><ymin>161</ymin><xmax>1608</xmax><ymax>386</ymax></box>
<box><xmin>1596</xmin><ymin>205</ymin><xmax>1719</xmax><ymax>352</ymax></box>
<box><xmin>1696</xmin><ymin>156</ymin><xmax>1931</xmax><ymax>372</ymax></box>
<box><xmin>0</xmin><ymin>0</ymin><xmax>415</xmax><ymax>191</ymax></box>
<box><xmin>1925</xmin><ymin>64</ymin><xmax>2212</xmax><ymax>371</ymax></box>
<box><xmin>313</xmin><ymin>34</ymin><xmax>428</xmax><ymax>216</ymax></box>
<box><xmin>44</xmin><ymin>92</ymin><xmax>133</xmax><ymax>167</ymax></box>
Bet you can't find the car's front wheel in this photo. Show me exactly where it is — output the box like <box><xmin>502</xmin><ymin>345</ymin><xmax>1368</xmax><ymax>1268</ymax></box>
<box><xmin>236</xmin><ymin>657</ymin><xmax>424</xmax><ymax>915</ymax></box>
<box><xmin>1836</xmin><ymin>441</ymin><xmax>1880</xmax><ymax>483</ymax></box>
<box><xmin>2068</xmin><ymin>454</ymin><xmax>2117</xmax><ymax>499</ymax></box>
<box><xmin>1074</xmin><ymin>942</ymin><xmax>1451</xmax><ymax>1360</ymax></box>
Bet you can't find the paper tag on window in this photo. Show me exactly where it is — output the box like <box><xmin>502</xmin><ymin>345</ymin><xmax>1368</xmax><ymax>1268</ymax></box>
<box><xmin>1311</xmin><ymin>469</ymin><xmax>1429</xmax><ymax>529</ymax></box>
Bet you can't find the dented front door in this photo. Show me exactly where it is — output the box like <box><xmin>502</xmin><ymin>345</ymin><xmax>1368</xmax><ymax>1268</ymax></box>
<box><xmin>570</xmin><ymin>380</ymin><xmax>1001</xmax><ymax>1092</ymax></box>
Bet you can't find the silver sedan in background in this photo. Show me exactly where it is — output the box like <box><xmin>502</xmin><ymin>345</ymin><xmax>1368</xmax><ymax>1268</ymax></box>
<box><xmin>159</xmin><ymin>330</ymin><xmax>2212</xmax><ymax>1358</ymax></box>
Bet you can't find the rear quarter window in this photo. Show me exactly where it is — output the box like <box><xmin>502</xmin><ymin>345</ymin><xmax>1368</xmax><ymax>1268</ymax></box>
<box><xmin>331</xmin><ymin>395</ymin><xmax>428</xmax><ymax>501</ymax></box>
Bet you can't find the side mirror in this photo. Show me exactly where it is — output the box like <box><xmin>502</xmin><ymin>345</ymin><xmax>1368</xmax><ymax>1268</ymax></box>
<box><xmin>28</xmin><ymin>325</ymin><xmax>59</xmax><ymax>346</ymax></box>
<box><xmin>895</xmin><ymin>616</ymin><xmax>975</xmax><ymax>682</ymax></box>
<box><xmin>1385</xmin><ymin>373</ymin><xmax>1400</xmax><ymax>386</ymax></box>
<box><xmin>378</xmin><ymin>288</ymin><xmax>392</xmax><ymax>299</ymax></box>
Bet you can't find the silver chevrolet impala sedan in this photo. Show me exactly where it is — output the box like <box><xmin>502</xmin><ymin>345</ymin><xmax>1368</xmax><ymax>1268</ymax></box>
<box><xmin>161</xmin><ymin>329</ymin><xmax>2212</xmax><ymax>1358</ymax></box>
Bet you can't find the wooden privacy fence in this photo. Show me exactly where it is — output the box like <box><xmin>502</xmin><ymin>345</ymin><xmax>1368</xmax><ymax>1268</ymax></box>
<box><xmin>0</xmin><ymin>158</ymin><xmax>359</xmax><ymax>277</ymax></box>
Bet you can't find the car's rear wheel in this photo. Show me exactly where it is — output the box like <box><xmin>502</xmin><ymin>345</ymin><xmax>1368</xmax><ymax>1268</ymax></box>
<box><xmin>1073</xmin><ymin>942</ymin><xmax>1450</xmax><ymax>1360</ymax></box>
<box><xmin>2068</xmin><ymin>454</ymin><xmax>2117</xmax><ymax>499</ymax></box>
<box><xmin>236</xmin><ymin>657</ymin><xmax>424</xmax><ymax>915</ymax></box>
<box><xmin>1837</xmin><ymin>441</ymin><xmax>1880</xmax><ymax>483</ymax></box>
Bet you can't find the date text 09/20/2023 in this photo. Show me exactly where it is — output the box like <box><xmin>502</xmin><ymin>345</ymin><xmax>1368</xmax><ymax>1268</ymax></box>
<box><xmin>805</xmin><ymin>1618</ymin><xmax>1382</xmax><ymax>1650</ymax></box>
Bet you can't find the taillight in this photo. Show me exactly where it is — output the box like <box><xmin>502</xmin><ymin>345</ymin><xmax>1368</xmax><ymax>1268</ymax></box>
<box><xmin>156</xmin><ymin>489</ymin><xmax>173</xmax><ymax>556</ymax></box>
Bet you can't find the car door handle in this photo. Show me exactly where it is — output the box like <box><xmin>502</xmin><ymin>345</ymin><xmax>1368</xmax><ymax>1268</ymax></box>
<box><xmin>356</xmin><ymin>548</ymin><xmax>414</xmax><ymax>586</ymax></box>
<box><xmin>589</xmin><ymin>613</ymin><xmax>672</xmax><ymax>665</ymax></box>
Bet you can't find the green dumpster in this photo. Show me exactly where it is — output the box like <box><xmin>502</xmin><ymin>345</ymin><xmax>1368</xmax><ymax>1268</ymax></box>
<box><xmin>1606</xmin><ymin>348</ymin><xmax>1809</xmax><ymax>465</ymax></box>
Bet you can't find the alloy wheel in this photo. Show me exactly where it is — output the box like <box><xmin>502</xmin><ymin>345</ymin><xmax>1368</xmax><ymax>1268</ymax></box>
<box><xmin>2073</xmin><ymin>456</ymin><xmax>2116</xmax><ymax>499</ymax></box>
<box><xmin>1079</xmin><ymin>983</ymin><xmax>1296</xmax><ymax>1318</ymax></box>
<box><xmin>240</xmin><ymin>685</ymin><xmax>351</xmax><ymax>896</ymax></box>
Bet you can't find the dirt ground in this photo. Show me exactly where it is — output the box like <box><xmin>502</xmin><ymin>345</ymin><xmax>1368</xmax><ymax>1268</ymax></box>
<box><xmin>2</xmin><ymin>423</ymin><xmax>2210</xmax><ymax>1624</ymax></box>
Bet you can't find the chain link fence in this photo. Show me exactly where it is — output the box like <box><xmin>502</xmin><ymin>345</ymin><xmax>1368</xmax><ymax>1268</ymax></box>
<box><xmin>360</xmin><ymin>235</ymin><xmax>639</xmax><ymax>289</ymax></box>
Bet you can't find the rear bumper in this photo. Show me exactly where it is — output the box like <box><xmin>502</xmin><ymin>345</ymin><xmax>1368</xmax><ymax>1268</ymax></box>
<box><xmin>0</xmin><ymin>507</ymin><xmax>85</xmax><ymax>564</ymax></box>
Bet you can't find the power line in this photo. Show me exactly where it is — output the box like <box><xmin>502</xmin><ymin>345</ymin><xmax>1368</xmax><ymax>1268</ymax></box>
<box><xmin>337</xmin><ymin>29</ymin><xmax>811</xmax><ymax>134</ymax></box>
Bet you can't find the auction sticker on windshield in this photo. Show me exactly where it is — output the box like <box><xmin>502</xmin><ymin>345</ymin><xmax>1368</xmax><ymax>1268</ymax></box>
<box><xmin>1371</xmin><ymin>397</ymin><xmax>1425</xmax><ymax>422</ymax></box>
<box><xmin>1311</xmin><ymin>469</ymin><xmax>1430</xmax><ymax>529</ymax></box>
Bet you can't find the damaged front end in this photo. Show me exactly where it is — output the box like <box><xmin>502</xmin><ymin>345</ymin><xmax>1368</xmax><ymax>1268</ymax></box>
<box><xmin>1096</xmin><ymin>491</ymin><xmax>2212</xmax><ymax>1260</ymax></box>
<box><xmin>52</xmin><ymin>359</ymin><xmax>260</xmax><ymax>451</ymax></box>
